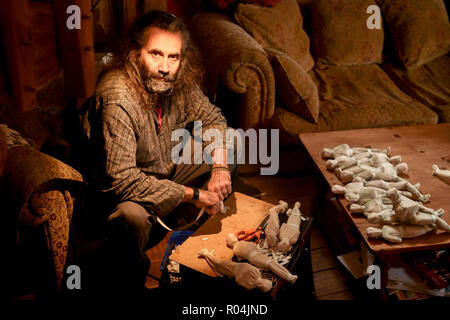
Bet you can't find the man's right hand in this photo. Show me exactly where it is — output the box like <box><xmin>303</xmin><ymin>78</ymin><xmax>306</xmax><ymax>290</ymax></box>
<box><xmin>193</xmin><ymin>189</ymin><xmax>221</xmax><ymax>216</ymax></box>
<box><xmin>182</xmin><ymin>186</ymin><xmax>221</xmax><ymax>215</ymax></box>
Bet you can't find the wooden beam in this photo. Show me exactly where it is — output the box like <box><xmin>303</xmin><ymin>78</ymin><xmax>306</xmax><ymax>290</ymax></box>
<box><xmin>122</xmin><ymin>0</ymin><xmax>139</xmax><ymax>30</ymax></box>
<box><xmin>0</xmin><ymin>0</ymin><xmax>37</xmax><ymax>112</ymax></box>
<box><xmin>55</xmin><ymin>0</ymin><xmax>95</xmax><ymax>100</ymax></box>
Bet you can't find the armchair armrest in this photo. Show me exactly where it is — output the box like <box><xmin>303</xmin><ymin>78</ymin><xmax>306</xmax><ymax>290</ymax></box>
<box><xmin>1</xmin><ymin>146</ymin><xmax>85</xmax><ymax>291</ymax></box>
<box><xmin>189</xmin><ymin>12</ymin><xmax>276</xmax><ymax>129</ymax></box>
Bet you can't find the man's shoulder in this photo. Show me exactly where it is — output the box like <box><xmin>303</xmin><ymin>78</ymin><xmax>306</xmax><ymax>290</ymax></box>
<box><xmin>96</xmin><ymin>69</ymin><xmax>129</xmax><ymax>96</ymax></box>
<box><xmin>94</xmin><ymin>69</ymin><xmax>144</xmax><ymax>123</ymax></box>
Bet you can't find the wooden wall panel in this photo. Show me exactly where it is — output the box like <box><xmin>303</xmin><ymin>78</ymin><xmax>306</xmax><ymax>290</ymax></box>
<box><xmin>55</xmin><ymin>0</ymin><xmax>95</xmax><ymax>99</ymax></box>
<box><xmin>0</xmin><ymin>0</ymin><xmax>37</xmax><ymax>111</ymax></box>
<box><xmin>92</xmin><ymin>0</ymin><xmax>119</xmax><ymax>48</ymax></box>
<box><xmin>30</xmin><ymin>1</ymin><xmax>61</xmax><ymax>89</ymax></box>
<box><xmin>122</xmin><ymin>0</ymin><xmax>139</xmax><ymax>30</ymax></box>
<box><xmin>0</xmin><ymin>0</ymin><xmax>62</xmax><ymax>110</ymax></box>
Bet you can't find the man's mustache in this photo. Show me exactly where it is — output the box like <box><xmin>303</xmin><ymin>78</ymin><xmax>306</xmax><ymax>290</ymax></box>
<box><xmin>151</xmin><ymin>73</ymin><xmax>176</xmax><ymax>82</ymax></box>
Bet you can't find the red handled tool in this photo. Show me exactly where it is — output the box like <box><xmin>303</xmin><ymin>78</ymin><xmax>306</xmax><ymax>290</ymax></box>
<box><xmin>235</xmin><ymin>215</ymin><xmax>270</xmax><ymax>242</ymax></box>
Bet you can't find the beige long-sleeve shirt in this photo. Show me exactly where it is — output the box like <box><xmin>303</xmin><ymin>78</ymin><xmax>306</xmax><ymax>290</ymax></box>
<box><xmin>81</xmin><ymin>69</ymin><xmax>228</xmax><ymax>217</ymax></box>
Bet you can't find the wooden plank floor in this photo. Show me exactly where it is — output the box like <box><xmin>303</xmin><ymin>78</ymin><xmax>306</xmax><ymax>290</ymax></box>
<box><xmin>144</xmin><ymin>149</ymin><xmax>355</xmax><ymax>300</ymax></box>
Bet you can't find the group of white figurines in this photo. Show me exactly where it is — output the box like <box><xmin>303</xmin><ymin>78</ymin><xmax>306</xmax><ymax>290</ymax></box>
<box><xmin>322</xmin><ymin>144</ymin><xmax>450</xmax><ymax>243</ymax></box>
<box><xmin>198</xmin><ymin>201</ymin><xmax>302</xmax><ymax>292</ymax></box>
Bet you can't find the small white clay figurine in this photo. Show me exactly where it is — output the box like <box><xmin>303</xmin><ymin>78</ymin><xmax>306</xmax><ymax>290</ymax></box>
<box><xmin>369</xmin><ymin>153</ymin><xmax>402</xmax><ymax>167</ymax></box>
<box><xmin>352</xmin><ymin>147</ymin><xmax>390</xmax><ymax>156</ymax></box>
<box><xmin>264</xmin><ymin>200</ymin><xmax>289</xmax><ymax>248</ymax></box>
<box><xmin>366</xmin><ymin>208</ymin><xmax>395</xmax><ymax>225</ymax></box>
<box><xmin>349</xmin><ymin>198</ymin><xmax>393</xmax><ymax>216</ymax></box>
<box><xmin>337</xmin><ymin>161</ymin><xmax>408</xmax><ymax>183</ymax></box>
<box><xmin>321</xmin><ymin>144</ymin><xmax>352</xmax><ymax>159</ymax></box>
<box><xmin>366</xmin><ymin>225</ymin><xmax>435</xmax><ymax>243</ymax></box>
<box><xmin>432</xmin><ymin>164</ymin><xmax>450</xmax><ymax>186</ymax></box>
<box><xmin>326</xmin><ymin>155</ymin><xmax>357</xmax><ymax>170</ymax></box>
<box><xmin>277</xmin><ymin>202</ymin><xmax>302</xmax><ymax>252</ymax></box>
<box><xmin>226</xmin><ymin>234</ymin><xmax>298</xmax><ymax>284</ymax></box>
<box><xmin>198</xmin><ymin>249</ymin><xmax>273</xmax><ymax>292</ymax></box>
<box><xmin>387</xmin><ymin>188</ymin><xmax>450</xmax><ymax>231</ymax></box>
<box><xmin>322</xmin><ymin>145</ymin><xmax>390</xmax><ymax>159</ymax></box>
<box><xmin>361</xmin><ymin>178</ymin><xmax>430</xmax><ymax>203</ymax></box>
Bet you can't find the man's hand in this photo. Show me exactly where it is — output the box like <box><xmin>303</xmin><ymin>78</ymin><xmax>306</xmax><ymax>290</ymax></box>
<box><xmin>193</xmin><ymin>189</ymin><xmax>221</xmax><ymax>215</ymax></box>
<box><xmin>208</xmin><ymin>168</ymin><xmax>232</xmax><ymax>201</ymax></box>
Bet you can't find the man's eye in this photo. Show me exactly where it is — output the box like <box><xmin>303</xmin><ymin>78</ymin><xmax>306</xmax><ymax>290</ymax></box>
<box><xmin>169</xmin><ymin>56</ymin><xmax>179</xmax><ymax>60</ymax></box>
<box><xmin>150</xmin><ymin>52</ymin><xmax>159</xmax><ymax>57</ymax></box>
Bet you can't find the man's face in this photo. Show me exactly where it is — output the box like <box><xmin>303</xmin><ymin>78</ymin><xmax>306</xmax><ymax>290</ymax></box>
<box><xmin>139</xmin><ymin>27</ymin><xmax>182</xmax><ymax>93</ymax></box>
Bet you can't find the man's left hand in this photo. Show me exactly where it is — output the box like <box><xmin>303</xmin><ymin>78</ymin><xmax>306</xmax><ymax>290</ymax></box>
<box><xmin>208</xmin><ymin>169</ymin><xmax>232</xmax><ymax>201</ymax></box>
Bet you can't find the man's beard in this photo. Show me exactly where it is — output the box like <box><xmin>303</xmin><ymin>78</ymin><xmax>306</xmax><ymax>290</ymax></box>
<box><xmin>138</xmin><ymin>61</ymin><xmax>177</xmax><ymax>94</ymax></box>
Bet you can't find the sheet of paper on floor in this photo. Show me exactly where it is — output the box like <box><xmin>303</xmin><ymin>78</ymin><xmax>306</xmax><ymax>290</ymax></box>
<box><xmin>337</xmin><ymin>250</ymin><xmax>365</xmax><ymax>279</ymax></box>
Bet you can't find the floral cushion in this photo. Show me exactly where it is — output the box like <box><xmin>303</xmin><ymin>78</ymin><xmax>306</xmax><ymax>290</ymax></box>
<box><xmin>310</xmin><ymin>0</ymin><xmax>384</xmax><ymax>68</ymax></box>
<box><xmin>266</xmin><ymin>48</ymin><xmax>319</xmax><ymax>123</ymax></box>
<box><xmin>377</xmin><ymin>0</ymin><xmax>450</xmax><ymax>69</ymax></box>
<box><xmin>234</xmin><ymin>0</ymin><xmax>315</xmax><ymax>71</ymax></box>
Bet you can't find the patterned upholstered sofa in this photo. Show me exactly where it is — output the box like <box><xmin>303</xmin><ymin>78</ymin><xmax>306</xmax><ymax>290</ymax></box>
<box><xmin>0</xmin><ymin>131</ymin><xmax>86</xmax><ymax>298</ymax></box>
<box><xmin>188</xmin><ymin>0</ymin><xmax>450</xmax><ymax>145</ymax></box>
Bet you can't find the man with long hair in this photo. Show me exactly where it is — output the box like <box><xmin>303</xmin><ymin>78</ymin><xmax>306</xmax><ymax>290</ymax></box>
<box><xmin>79</xmin><ymin>11</ymin><xmax>235</xmax><ymax>293</ymax></box>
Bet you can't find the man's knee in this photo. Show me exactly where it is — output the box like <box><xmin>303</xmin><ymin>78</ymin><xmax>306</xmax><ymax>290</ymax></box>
<box><xmin>108</xmin><ymin>201</ymin><xmax>153</xmax><ymax>236</ymax></box>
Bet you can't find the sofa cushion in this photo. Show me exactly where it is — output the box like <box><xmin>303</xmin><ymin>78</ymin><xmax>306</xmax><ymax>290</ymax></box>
<box><xmin>377</xmin><ymin>0</ymin><xmax>450</xmax><ymax>69</ymax></box>
<box><xmin>266</xmin><ymin>48</ymin><xmax>319</xmax><ymax>123</ymax></box>
<box><xmin>211</xmin><ymin>0</ymin><xmax>281</xmax><ymax>11</ymax></box>
<box><xmin>310</xmin><ymin>0</ymin><xmax>384</xmax><ymax>68</ymax></box>
<box><xmin>234</xmin><ymin>0</ymin><xmax>315</xmax><ymax>71</ymax></box>
<box><xmin>382</xmin><ymin>54</ymin><xmax>450</xmax><ymax>122</ymax></box>
<box><xmin>270</xmin><ymin>64</ymin><xmax>438</xmax><ymax>135</ymax></box>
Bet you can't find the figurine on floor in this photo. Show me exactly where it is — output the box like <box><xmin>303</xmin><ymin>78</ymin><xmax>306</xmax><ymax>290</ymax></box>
<box><xmin>226</xmin><ymin>234</ymin><xmax>298</xmax><ymax>284</ymax></box>
<box><xmin>432</xmin><ymin>164</ymin><xmax>450</xmax><ymax>186</ymax></box>
<box><xmin>278</xmin><ymin>202</ymin><xmax>302</xmax><ymax>252</ymax></box>
<box><xmin>264</xmin><ymin>200</ymin><xmax>289</xmax><ymax>249</ymax></box>
<box><xmin>366</xmin><ymin>224</ymin><xmax>435</xmax><ymax>243</ymax></box>
<box><xmin>198</xmin><ymin>249</ymin><xmax>273</xmax><ymax>292</ymax></box>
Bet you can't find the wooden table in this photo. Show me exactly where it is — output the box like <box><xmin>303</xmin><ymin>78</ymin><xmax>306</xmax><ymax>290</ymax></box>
<box><xmin>299</xmin><ymin>124</ymin><xmax>450</xmax><ymax>256</ymax></box>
